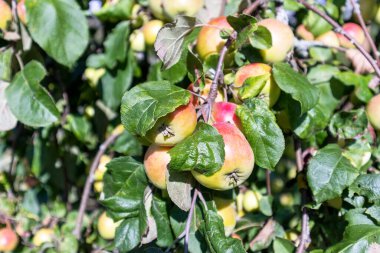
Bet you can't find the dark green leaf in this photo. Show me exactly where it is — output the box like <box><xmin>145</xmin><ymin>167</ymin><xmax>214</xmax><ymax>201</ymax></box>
<box><xmin>249</xmin><ymin>25</ymin><xmax>272</xmax><ymax>50</ymax></box>
<box><xmin>95</xmin><ymin>0</ymin><xmax>134</xmax><ymax>21</ymax></box>
<box><xmin>112</xmin><ymin>130</ymin><xmax>143</xmax><ymax>156</ymax></box>
<box><xmin>115</xmin><ymin>216</ymin><xmax>142</xmax><ymax>252</ymax></box>
<box><xmin>103</xmin><ymin>21</ymin><xmax>130</xmax><ymax>69</ymax></box>
<box><xmin>238</xmin><ymin>74</ymin><xmax>270</xmax><ymax>100</ymax></box>
<box><xmin>273</xmin><ymin>238</ymin><xmax>295</xmax><ymax>253</ymax></box>
<box><xmin>329</xmin><ymin>109</ymin><xmax>368</xmax><ymax>139</ymax></box>
<box><xmin>151</xmin><ymin>195</ymin><xmax>174</xmax><ymax>247</ymax></box>
<box><xmin>0</xmin><ymin>48</ymin><xmax>12</xmax><ymax>81</ymax></box>
<box><xmin>350</xmin><ymin>175</ymin><xmax>380</xmax><ymax>202</ymax></box>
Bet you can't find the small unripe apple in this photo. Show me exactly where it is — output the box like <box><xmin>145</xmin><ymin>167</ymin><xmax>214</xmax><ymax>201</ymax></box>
<box><xmin>214</xmin><ymin>197</ymin><xmax>237</xmax><ymax>236</ymax></box>
<box><xmin>258</xmin><ymin>19</ymin><xmax>294</xmax><ymax>63</ymax></box>
<box><xmin>296</xmin><ymin>24</ymin><xmax>314</xmax><ymax>41</ymax></box>
<box><xmin>84</xmin><ymin>68</ymin><xmax>106</xmax><ymax>88</ymax></box>
<box><xmin>315</xmin><ymin>31</ymin><xmax>340</xmax><ymax>48</ymax></box>
<box><xmin>366</xmin><ymin>94</ymin><xmax>380</xmax><ymax>130</ymax></box>
<box><xmin>32</xmin><ymin>228</ymin><xmax>54</xmax><ymax>247</ymax></box>
<box><xmin>188</xmin><ymin>79</ymin><xmax>224</xmax><ymax>106</ymax></box>
<box><xmin>271</xmin><ymin>178</ymin><xmax>284</xmax><ymax>193</ymax></box>
<box><xmin>94</xmin><ymin>181</ymin><xmax>104</xmax><ymax>193</ymax></box>
<box><xmin>234</xmin><ymin>63</ymin><xmax>280</xmax><ymax>107</ymax></box>
<box><xmin>143</xmin><ymin>145</ymin><xmax>171</xmax><ymax>190</ymax></box>
<box><xmin>191</xmin><ymin>123</ymin><xmax>254</xmax><ymax>190</ymax></box>
<box><xmin>337</xmin><ymin>23</ymin><xmax>365</xmax><ymax>49</ymax></box>
<box><xmin>286</xmin><ymin>231</ymin><xmax>298</xmax><ymax>241</ymax></box>
<box><xmin>279</xmin><ymin>193</ymin><xmax>294</xmax><ymax>207</ymax></box>
<box><xmin>94</xmin><ymin>155</ymin><xmax>111</xmax><ymax>181</ymax></box>
<box><xmin>210</xmin><ymin>102</ymin><xmax>242</xmax><ymax>130</ymax></box>
<box><xmin>0</xmin><ymin>227</ymin><xmax>19</xmax><ymax>251</ymax></box>
<box><xmin>236</xmin><ymin>192</ymin><xmax>245</xmax><ymax>217</ymax></box>
<box><xmin>130</xmin><ymin>29</ymin><xmax>145</xmax><ymax>52</ymax></box>
<box><xmin>0</xmin><ymin>0</ymin><xmax>12</xmax><ymax>30</ymax></box>
<box><xmin>148</xmin><ymin>0</ymin><xmax>165</xmax><ymax>20</ymax></box>
<box><xmin>97</xmin><ymin>212</ymin><xmax>122</xmax><ymax>240</ymax></box>
<box><xmin>162</xmin><ymin>0</ymin><xmax>204</xmax><ymax>20</ymax></box>
<box><xmin>243</xmin><ymin>190</ymin><xmax>261</xmax><ymax>212</ymax></box>
<box><xmin>142</xmin><ymin>20</ymin><xmax>164</xmax><ymax>46</ymax></box>
<box><xmin>146</xmin><ymin>102</ymin><xmax>197</xmax><ymax>146</ymax></box>
<box><xmin>17</xmin><ymin>0</ymin><xmax>27</xmax><ymax>24</ymax></box>
<box><xmin>196</xmin><ymin>16</ymin><xmax>233</xmax><ymax>60</ymax></box>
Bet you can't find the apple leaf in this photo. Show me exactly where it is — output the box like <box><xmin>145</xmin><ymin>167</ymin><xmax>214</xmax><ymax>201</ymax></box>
<box><xmin>236</xmin><ymin>98</ymin><xmax>285</xmax><ymax>170</ymax></box>
<box><xmin>272</xmin><ymin>63</ymin><xmax>320</xmax><ymax>115</ymax></box>
<box><xmin>103</xmin><ymin>21</ymin><xmax>130</xmax><ymax>69</ymax></box>
<box><xmin>120</xmin><ymin>81</ymin><xmax>191</xmax><ymax>137</ymax></box>
<box><xmin>0</xmin><ymin>48</ymin><xmax>12</xmax><ymax>81</ymax></box>
<box><xmin>151</xmin><ymin>195</ymin><xmax>174</xmax><ymax>247</ymax></box>
<box><xmin>307</xmin><ymin>144</ymin><xmax>359</xmax><ymax>203</ymax></box>
<box><xmin>166</xmin><ymin>170</ymin><xmax>193</xmax><ymax>212</ymax></box>
<box><xmin>95</xmin><ymin>0</ymin><xmax>134</xmax><ymax>21</ymax></box>
<box><xmin>350</xmin><ymin>175</ymin><xmax>380</xmax><ymax>202</ymax></box>
<box><xmin>5</xmin><ymin>61</ymin><xmax>59</xmax><ymax>127</ymax></box>
<box><xmin>168</xmin><ymin>122</ymin><xmax>225</xmax><ymax>176</ymax></box>
<box><xmin>25</xmin><ymin>0</ymin><xmax>89</xmax><ymax>68</ymax></box>
<box><xmin>249</xmin><ymin>25</ymin><xmax>272</xmax><ymax>50</ymax></box>
<box><xmin>238</xmin><ymin>74</ymin><xmax>270</xmax><ymax>100</ymax></box>
<box><xmin>273</xmin><ymin>238</ymin><xmax>295</xmax><ymax>253</ymax></box>
<box><xmin>0</xmin><ymin>81</ymin><xmax>17</xmax><ymax>132</ymax></box>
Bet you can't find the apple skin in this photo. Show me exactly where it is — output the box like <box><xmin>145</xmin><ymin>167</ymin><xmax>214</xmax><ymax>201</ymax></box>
<box><xmin>94</xmin><ymin>155</ymin><xmax>111</xmax><ymax>181</ymax></box>
<box><xmin>258</xmin><ymin>19</ymin><xmax>294</xmax><ymax>63</ymax></box>
<box><xmin>163</xmin><ymin>0</ymin><xmax>204</xmax><ymax>20</ymax></box>
<box><xmin>188</xmin><ymin>79</ymin><xmax>224</xmax><ymax>106</ymax></box>
<box><xmin>142</xmin><ymin>20</ymin><xmax>164</xmax><ymax>46</ymax></box>
<box><xmin>279</xmin><ymin>193</ymin><xmax>294</xmax><ymax>207</ymax></box>
<box><xmin>130</xmin><ymin>29</ymin><xmax>146</xmax><ymax>52</ymax></box>
<box><xmin>97</xmin><ymin>212</ymin><xmax>122</xmax><ymax>240</ymax></box>
<box><xmin>236</xmin><ymin>192</ymin><xmax>245</xmax><ymax>217</ymax></box>
<box><xmin>210</xmin><ymin>102</ymin><xmax>242</xmax><ymax>130</ymax></box>
<box><xmin>243</xmin><ymin>190</ymin><xmax>261</xmax><ymax>212</ymax></box>
<box><xmin>366</xmin><ymin>94</ymin><xmax>380</xmax><ymax>130</ymax></box>
<box><xmin>0</xmin><ymin>0</ymin><xmax>12</xmax><ymax>30</ymax></box>
<box><xmin>296</xmin><ymin>24</ymin><xmax>314</xmax><ymax>41</ymax></box>
<box><xmin>337</xmin><ymin>23</ymin><xmax>365</xmax><ymax>49</ymax></box>
<box><xmin>146</xmin><ymin>102</ymin><xmax>197</xmax><ymax>146</ymax></box>
<box><xmin>191</xmin><ymin>123</ymin><xmax>254</xmax><ymax>190</ymax></box>
<box><xmin>143</xmin><ymin>145</ymin><xmax>171</xmax><ymax>190</ymax></box>
<box><xmin>214</xmin><ymin>197</ymin><xmax>237</xmax><ymax>236</ymax></box>
<box><xmin>196</xmin><ymin>16</ymin><xmax>233</xmax><ymax>60</ymax></box>
<box><xmin>234</xmin><ymin>63</ymin><xmax>281</xmax><ymax>107</ymax></box>
<box><xmin>315</xmin><ymin>31</ymin><xmax>340</xmax><ymax>48</ymax></box>
<box><xmin>148</xmin><ymin>0</ymin><xmax>165</xmax><ymax>20</ymax></box>
<box><xmin>17</xmin><ymin>0</ymin><xmax>26</xmax><ymax>24</ymax></box>
<box><xmin>0</xmin><ymin>227</ymin><xmax>18</xmax><ymax>251</ymax></box>
<box><xmin>32</xmin><ymin>228</ymin><xmax>54</xmax><ymax>247</ymax></box>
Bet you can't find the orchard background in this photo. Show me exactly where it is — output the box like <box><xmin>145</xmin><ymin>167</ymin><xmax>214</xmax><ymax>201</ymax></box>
<box><xmin>1</xmin><ymin>0</ymin><xmax>380</xmax><ymax>252</ymax></box>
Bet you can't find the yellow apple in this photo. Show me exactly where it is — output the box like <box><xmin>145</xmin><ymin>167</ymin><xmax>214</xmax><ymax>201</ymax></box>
<box><xmin>214</xmin><ymin>197</ymin><xmax>237</xmax><ymax>236</ymax></box>
<box><xmin>162</xmin><ymin>0</ymin><xmax>204</xmax><ymax>20</ymax></box>
<box><xmin>236</xmin><ymin>192</ymin><xmax>245</xmax><ymax>217</ymax></box>
<box><xmin>142</xmin><ymin>20</ymin><xmax>164</xmax><ymax>46</ymax></box>
<box><xmin>243</xmin><ymin>190</ymin><xmax>261</xmax><ymax>212</ymax></box>
<box><xmin>0</xmin><ymin>0</ymin><xmax>12</xmax><ymax>30</ymax></box>
<box><xmin>366</xmin><ymin>94</ymin><xmax>380</xmax><ymax>130</ymax></box>
<box><xmin>97</xmin><ymin>212</ymin><xmax>122</xmax><ymax>240</ymax></box>
<box><xmin>32</xmin><ymin>228</ymin><xmax>54</xmax><ymax>247</ymax></box>
<box><xmin>130</xmin><ymin>29</ymin><xmax>145</xmax><ymax>52</ymax></box>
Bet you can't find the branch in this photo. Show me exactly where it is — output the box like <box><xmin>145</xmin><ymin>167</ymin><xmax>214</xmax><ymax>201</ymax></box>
<box><xmin>266</xmin><ymin>170</ymin><xmax>272</xmax><ymax>196</ymax></box>
<box><xmin>249</xmin><ymin>218</ymin><xmax>275</xmax><ymax>248</ymax></box>
<box><xmin>73</xmin><ymin>130</ymin><xmax>122</xmax><ymax>239</ymax></box>
<box><xmin>297</xmin><ymin>0</ymin><xmax>380</xmax><ymax>79</ymax></box>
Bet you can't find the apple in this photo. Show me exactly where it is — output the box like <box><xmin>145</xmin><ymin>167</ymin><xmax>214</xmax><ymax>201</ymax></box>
<box><xmin>32</xmin><ymin>228</ymin><xmax>54</xmax><ymax>247</ymax></box>
<box><xmin>17</xmin><ymin>0</ymin><xmax>26</xmax><ymax>24</ymax></box>
<box><xmin>148</xmin><ymin>0</ymin><xmax>165</xmax><ymax>20</ymax></box>
<box><xmin>97</xmin><ymin>212</ymin><xmax>122</xmax><ymax>240</ymax></box>
<box><xmin>0</xmin><ymin>227</ymin><xmax>18</xmax><ymax>251</ymax></box>
<box><xmin>279</xmin><ymin>193</ymin><xmax>294</xmax><ymax>207</ymax></box>
<box><xmin>143</xmin><ymin>145</ymin><xmax>171</xmax><ymax>190</ymax></box>
<box><xmin>234</xmin><ymin>63</ymin><xmax>281</xmax><ymax>107</ymax></box>
<box><xmin>142</xmin><ymin>20</ymin><xmax>164</xmax><ymax>46</ymax></box>
<box><xmin>146</xmin><ymin>102</ymin><xmax>197</xmax><ymax>146</ymax></box>
<box><xmin>163</xmin><ymin>0</ymin><xmax>204</xmax><ymax>20</ymax></box>
<box><xmin>243</xmin><ymin>189</ymin><xmax>261</xmax><ymax>212</ymax></box>
<box><xmin>258</xmin><ymin>19</ymin><xmax>294</xmax><ymax>63</ymax></box>
<box><xmin>94</xmin><ymin>155</ymin><xmax>111</xmax><ymax>181</ymax></box>
<box><xmin>271</xmin><ymin>178</ymin><xmax>284</xmax><ymax>193</ymax></box>
<box><xmin>210</xmin><ymin>102</ymin><xmax>242</xmax><ymax>130</ymax></box>
<box><xmin>296</xmin><ymin>24</ymin><xmax>314</xmax><ymax>41</ymax></box>
<box><xmin>236</xmin><ymin>192</ymin><xmax>245</xmax><ymax>217</ymax></box>
<box><xmin>130</xmin><ymin>29</ymin><xmax>146</xmax><ymax>52</ymax></box>
<box><xmin>286</xmin><ymin>231</ymin><xmax>298</xmax><ymax>241</ymax></box>
<box><xmin>188</xmin><ymin>79</ymin><xmax>224</xmax><ymax>106</ymax></box>
<box><xmin>0</xmin><ymin>0</ymin><xmax>12</xmax><ymax>30</ymax></box>
<box><xmin>366</xmin><ymin>94</ymin><xmax>380</xmax><ymax>130</ymax></box>
<box><xmin>196</xmin><ymin>16</ymin><xmax>233</xmax><ymax>60</ymax></box>
<box><xmin>376</xmin><ymin>6</ymin><xmax>380</xmax><ymax>24</ymax></box>
<box><xmin>315</xmin><ymin>31</ymin><xmax>340</xmax><ymax>48</ymax></box>
<box><xmin>214</xmin><ymin>197</ymin><xmax>237</xmax><ymax>236</ymax></box>
<box><xmin>337</xmin><ymin>23</ymin><xmax>365</xmax><ymax>49</ymax></box>
<box><xmin>84</xmin><ymin>68</ymin><xmax>106</xmax><ymax>88</ymax></box>
<box><xmin>191</xmin><ymin>123</ymin><xmax>254</xmax><ymax>190</ymax></box>
<box><xmin>94</xmin><ymin>181</ymin><xmax>104</xmax><ymax>193</ymax></box>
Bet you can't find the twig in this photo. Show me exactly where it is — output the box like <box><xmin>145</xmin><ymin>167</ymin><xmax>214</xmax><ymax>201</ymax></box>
<box><xmin>349</xmin><ymin>0</ymin><xmax>380</xmax><ymax>65</ymax></box>
<box><xmin>265</xmin><ymin>170</ymin><xmax>272</xmax><ymax>196</ymax></box>
<box><xmin>184</xmin><ymin>190</ymin><xmax>199</xmax><ymax>253</ymax></box>
<box><xmin>164</xmin><ymin>231</ymin><xmax>186</xmax><ymax>253</ymax></box>
<box><xmin>297</xmin><ymin>0</ymin><xmax>380</xmax><ymax>79</ymax></box>
<box><xmin>249</xmin><ymin>218</ymin><xmax>275</xmax><ymax>248</ymax></box>
<box><xmin>73</xmin><ymin>131</ymin><xmax>122</xmax><ymax>239</ymax></box>
<box><xmin>243</xmin><ymin>0</ymin><xmax>265</xmax><ymax>15</ymax></box>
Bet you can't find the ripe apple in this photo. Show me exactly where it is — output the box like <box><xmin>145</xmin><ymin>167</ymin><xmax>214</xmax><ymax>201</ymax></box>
<box><xmin>337</xmin><ymin>23</ymin><xmax>365</xmax><ymax>49</ymax></box>
<box><xmin>146</xmin><ymin>102</ymin><xmax>197</xmax><ymax>146</ymax></box>
<box><xmin>32</xmin><ymin>228</ymin><xmax>54</xmax><ymax>247</ymax></box>
<box><xmin>258</xmin><ymin>19</ymin><xmax>294</xmax><ymax>63</ymax></box>
<box><xmin>366</xmin><ymin>94</ymin><xmax>380</xmax><ymax>130</ymax></box>
<box><xmin>210</xmin><ymin>102</ymin><xmax>242</xmax><ymax>130</ymax></box>
<box><xmin>143</xmin><ymin>145</ymin><xmax>171</xmax><ymax>190</ymax></box>
<box><xmin>188</xmin><ymin>79</ymin><xmax>224</xmax><ymax>106</ymax></box>
<box><xmin>315</xmin><ymin>31</ymin><xmax>340</xmax><ymax>48</ymax></box>
<box><xmin>17</xmin><ymin>0</ymin><xmax>27</xmax><ymax>24</ymax></box>
<box><xmin>162</xmin><ymin>0</ymin><xmax>204</xmax><ymax>20</ymax></box>
<box><xmin>196</xmin><ymin>16</ymin><xmax>233</xmax><ymax>60</ymax></box>
<box><xmin>296</xmin><ymin>24</ymin><xmax>314</xmax><ymax>41</ymax></box>
<box><xmin>97</xmin><ymin>211</ymin><xmax>122</xmax><ymax>240</ymax></box>
<box><xmin>142</xmin><ymin>20</ymin><xmax>164</xmax><ymax>46</ymax></box>
<box><xmin>214</xmin><ymin>197</ymin><xmax>237</xmax><ymax>236</ymax></box>
<box><xmin>130</xmin><ymin>29</ymin><xmax>146</xmax><ymax>52</ymax></box>
<box><xmin>0</xmin><ymin>0</ymin><xmax>12</xmax><ymax>30</ymax></box>
<box><xmin>243</xmin><ymin>189</ymin><xmax>261</xmax><ymax>212</ymax></box>
<box><xmin>0</xmin><ymin>227</ymin><xmax>18</xmax><ymax>251</ymax></box>
<box><xmin>234</xmin><ymin>63</ymin><xmax>280</xmax><ymax>107</ymax></box>
<box><xmin>191</xmin><ymin>123</ymin><xmax>254</xmax><ymax>190</ymax></box>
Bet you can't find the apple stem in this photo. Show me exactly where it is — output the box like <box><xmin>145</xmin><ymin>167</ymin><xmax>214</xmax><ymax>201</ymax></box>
<box><xmin>297</xmin><ymin>0</ymin><xmax>380</xmax><ymax>81</ymax></box>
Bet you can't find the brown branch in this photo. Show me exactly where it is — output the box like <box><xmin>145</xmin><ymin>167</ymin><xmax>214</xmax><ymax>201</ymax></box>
<box><xmin>297</xmin><ymin>0</ymin><xmax>380</xmax><ymax>79</ymax></box>
<box><xmin>249</xmin><ymin>218</ymin><xmax>275</xmax><ymax>248</ymax></box>
<box><xmin>73</xmin><ymin>131</ymin><xmax>122</xmax><ymax>239</ymax></box>
<box><xmin>266</xmin><ymin>170</ymin><xmax>272</xmax><ymax>196</ymax></box>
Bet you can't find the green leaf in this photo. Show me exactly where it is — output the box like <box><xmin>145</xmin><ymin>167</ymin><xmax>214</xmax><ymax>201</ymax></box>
<box><xmin>366</xmin><ymin>206</ymin><xmax>380</xmax><ymax>223</ymax></box>
<box><xmin>0</xmin><ymin>81</ymin><xmax>17</xmax><ymax>131</ymax></box>
<box><xmin>273</xmin><ymin>238</ymin><xmax>295</xmax><ymax>253</ymax></box>
<box><xmin>5</xmin><ymin>61</ymin><xmax>59</xmax><ymax>127</ymax></box>
<box><xmin>120</xmin><ymin>81</ymin><xmax>191</xmax><ymax>137</ymax></box>
<box><xmin>151</xmin><ymin>195</ymin><xmax>174</xmax><ymax>247</ymax></box>
<box><xmin>65</xmin><ymin>115</ymin><xmax>96</xmax><ymax>146</ymax></box>
<box><xmin>272</xmin><ymin>63</ymin><xmax>320</xmax><ymax>114</ymax></box>
<box><xmin>168</xmin><ymin>122</ymin><xmax>225</xmax><ymax>176</ymax></box>
<box><xmin>334</xmin><ymin>72</ymin><xmax>373</xmax><ymax>103</ymax></box>
<box><xmin>227</xmin><ymin>14</ymin><xmax>257</xmax><ymax>49</ymax></box>
<box><xmin>166</xmin><ymin>170</ymin><xmax>193</xmax><ymax>211</ymax></box>
<box><xmin>238</xmin><ymin>74</ymin><xmax>270</xmax><ymax>100</ymax></box>
<box><xmin>115</xmin><ymin>215</ymin><xmax>145</xmax><ymax>252</ymax></box>
<box><xmin>350</xmin><ymin>175</ymin><xmax>380</xmax><ymax>202</ymax></box>
<box><xmin>307</xmin><ymin>144</ymin><xmax>359</xmax><ymax>203</ymax></box>
<box><xmin>103</xmin><ymin>21</ymin><xmax>130</xmax><ymax>69</ymax></box>
<box><xmin>249</xmin><ymin>25</ymin><xmax>272</xmax><ymax>50</ymax></box>
<box><xmin>259</xmin><ymin>195</ymin><xmax>273</xmax><ymax>216</ymax></box>
<box><xmin>236</xmin><ymin>98</ymin><xmax>285</xmax><ymax>170</ymax></box>
<box><xmin>329</xmin><ymin>109</ymin><xmax>368</xmax><ymax>139</ymax></box>
<box><xmin>112</xmin><ymin>130</ymin><xmax>143</xmax><ymax>156</ymax></box>
<box><xmin>0</xmin><ymin>48</ymin><xmax>12</xmax><ymax>81</ymax></box>
<box><xmin>25</xmin><ymin>0</ymin><xmax>89</xmax><ymax>67</ymax></box>
<box><xmin>326</xmin><ymin>225</ymin><xmax>380</xmax><ymax>253</ymax></box>
<box><xmin>95</xmin><ymin>0</ymin><xmax>134</xmax><ymax>21</ymax></box>
<box><xmin>201</xmin><ymin>210</ymin><xmax>245</xmax><ymax>253</ymax></box>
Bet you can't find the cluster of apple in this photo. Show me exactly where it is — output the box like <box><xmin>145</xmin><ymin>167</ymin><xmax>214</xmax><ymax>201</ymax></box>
<box><xmin>0</xmin><ymin>0</ymin><xmax>26</xmax><ymax>31</ymax></box>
